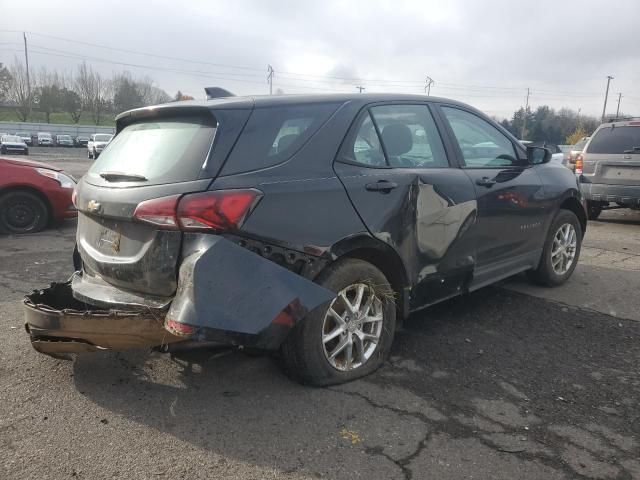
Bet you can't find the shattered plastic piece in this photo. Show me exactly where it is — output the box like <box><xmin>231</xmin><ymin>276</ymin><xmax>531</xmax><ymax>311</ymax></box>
<box><xmin>167</xmin><ymin>236</ymin><xmax>336</xmax><ymax>348</ymax></box>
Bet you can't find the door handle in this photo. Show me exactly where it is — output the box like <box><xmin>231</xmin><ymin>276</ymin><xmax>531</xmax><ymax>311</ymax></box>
<box><xmin>476</xmin><ymin>177</ymin><xmax>497</xmax><ymax>188</ymax></box>
<box><xmin>365</xmin><ymin>180</ymin><xmax>398</xmax><ymax>192</ymax></box>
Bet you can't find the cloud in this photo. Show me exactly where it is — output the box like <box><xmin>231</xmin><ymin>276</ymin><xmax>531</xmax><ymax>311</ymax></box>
<box><xmin>2</xmin><ymin>0</ymin><xmax>639</xmax><ymax>117</ymax></box>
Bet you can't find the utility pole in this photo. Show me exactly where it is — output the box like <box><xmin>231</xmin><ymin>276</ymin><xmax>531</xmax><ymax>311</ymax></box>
<box><xmin>424</xmin><ymin>76</ymin><xmax>434</xmax><ymax>96</ymax></box>
<box><xmin>601</xmin><ymin>75</ymin><xmax>614</xmax><ymax>122</ymax></box>
<box><xmin>356</xmin><ymin>86</ymin><xmax>365</xmax><ymax>93</ymax></box>
<box><xmin>615</xmin><ymin>93</ymin><xmax>623</xmax><ymax>118</ymax></box>
<box><xmin>267</xmin><ymin>65</ymin><xmax>274</xmax><ymax>95</ymax></box>
<box><xmin>23</xmin><ymin>32</ymin><xmax>31</xmax><ymax>103</ymax></box>
<box><xmin>520</xmin><ymin>87</ymin><xmax>530</xmax><ymax>139</ymax></box>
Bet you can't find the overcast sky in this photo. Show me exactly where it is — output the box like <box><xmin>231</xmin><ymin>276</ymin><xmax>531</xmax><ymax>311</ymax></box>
<box><xmin>3</xmin><ymin>0</ymin><xmax>639</xmax><ymax>118</ymax></box>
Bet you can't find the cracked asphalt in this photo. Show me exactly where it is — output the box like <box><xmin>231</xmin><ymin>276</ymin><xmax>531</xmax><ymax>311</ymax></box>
<box><xmin>1</xmin><ymin>149</ymin><xmax>639</xmax><ymax>479</ymax></box>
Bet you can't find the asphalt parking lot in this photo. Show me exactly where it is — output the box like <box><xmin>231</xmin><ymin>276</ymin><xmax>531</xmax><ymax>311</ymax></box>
<box><xmin>1</xmin><ymin>148</ymin><xmax>639</xmax><ymax>479</ymax></box>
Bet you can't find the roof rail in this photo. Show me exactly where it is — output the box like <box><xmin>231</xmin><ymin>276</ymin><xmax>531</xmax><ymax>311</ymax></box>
<box><xmin>606</xmin><ymin>116</ymin><xmax>640</xmax><ymax>123</ymax></box>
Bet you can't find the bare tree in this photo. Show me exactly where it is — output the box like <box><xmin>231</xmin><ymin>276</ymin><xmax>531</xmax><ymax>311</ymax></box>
<box><xmin>136</xmin><ymin>75</ymin><xmax>170</xmax><ymax>106</ymax></box>
<box><xmin>35</xmin><ymin>67</ymin><xmax>65</xmax><ymax>123</ymax></box>
<box><xmin>75</xmin><ymin>62</ymin><xmax>110</xmax><ymax>125</ymax></box>
<box><xmin>6</xmin><ymin>58</ymin><xmax>33</xmax><ymax>122</ymax></box>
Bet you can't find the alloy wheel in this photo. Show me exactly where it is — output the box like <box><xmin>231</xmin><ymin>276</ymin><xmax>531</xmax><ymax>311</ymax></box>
<box><xmin>321</xmin><ymin>283</ymin><xmax>384</xmax><ymax>372</ymax></box>
<box><xmin>551</xmin><ymin>223</ymin><xmax>577</xmax><ymax>275</ymax></box>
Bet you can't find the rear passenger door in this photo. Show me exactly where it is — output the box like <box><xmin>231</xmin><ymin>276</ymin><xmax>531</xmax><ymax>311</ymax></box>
<box><xmin>334</xmin><ymin>103</ymin><xmax>478</xmax><ymax>309</ymax></box>
<box><xmin>436</xmin><ymin>105</ymin><xmax>547</xmax><ymax>286</ymax></box>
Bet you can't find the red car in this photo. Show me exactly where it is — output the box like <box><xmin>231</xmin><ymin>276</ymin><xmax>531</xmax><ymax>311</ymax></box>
<box><xmin>0</xmin><ymin>157</ymin><xmax>77</xmax><ymax>234</ymax></box>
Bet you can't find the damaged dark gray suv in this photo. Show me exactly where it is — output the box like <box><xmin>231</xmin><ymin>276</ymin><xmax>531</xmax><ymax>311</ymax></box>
<box><xmin>24</xmin><ymin>94</ymin><xmax>587</xmax><ymax>385</ymax></box>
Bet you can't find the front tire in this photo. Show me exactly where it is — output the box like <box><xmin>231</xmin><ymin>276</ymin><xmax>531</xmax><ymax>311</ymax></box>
<box><xmin>527</xmin><ymin>210</ymin><xmax>582</xmax><ymax>286</ymax></box>
<box><xmin>0</xmin><ymin>191</ymin><xmax>49</xmax><ymax>234</ymax></box>
<box><xmin>280</xmin><ymin>259</ymin><xmax>396</xmax><ymax>386</ymax></box>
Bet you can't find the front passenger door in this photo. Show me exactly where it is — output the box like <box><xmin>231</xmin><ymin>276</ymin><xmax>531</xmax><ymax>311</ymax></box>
<box><xmin>438</xmin><ymin>106</ymin><xmax>547</xmax><ymax>284</ymax></box>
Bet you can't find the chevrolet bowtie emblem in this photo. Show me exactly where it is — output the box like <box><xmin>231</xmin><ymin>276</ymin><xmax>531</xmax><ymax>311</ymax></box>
<box><xmin>86</xmin><ymin>200</ymin><xmax>102</xmax><ymax>213</ymax></box>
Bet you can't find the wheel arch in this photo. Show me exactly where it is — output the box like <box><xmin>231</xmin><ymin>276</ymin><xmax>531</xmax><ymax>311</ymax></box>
<box><xmin>559</xmin><ymin>194</ymin><xmax>587</xmax><ymax>235</ymax></box>
<box><xmin>322</xmin><ymin>234</ymin><xmax>410</xmax><ymax>321</ymax></box>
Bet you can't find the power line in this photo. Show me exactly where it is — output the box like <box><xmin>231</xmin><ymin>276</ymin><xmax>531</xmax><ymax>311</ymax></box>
<box><xmin>0</xmin><ymin>29</ymin><xmax>617</xmax><ymax>97</ymax></box>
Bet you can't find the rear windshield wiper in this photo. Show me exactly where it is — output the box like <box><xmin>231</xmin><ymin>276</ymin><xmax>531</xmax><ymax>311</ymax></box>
<box><xmin>99</xmin><ymin>171</ymin><xmax>148</xmax><ymax>182</ymax></box>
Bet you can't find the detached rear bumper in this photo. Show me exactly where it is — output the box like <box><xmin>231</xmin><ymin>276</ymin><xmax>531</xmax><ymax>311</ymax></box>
<box><xmin>25</xmin><ymin>236</ymin><xmax>336</xmax><ymax>357</ymax></box>
<box><xmin>579</xmin><ymin>182</ymin><xmax>640</xmax><ymax>206</ymax></box>
<box><xmin>24</xmin><ymin>281</ymin><xmax>183</xmax><ymax>357</ymax></box>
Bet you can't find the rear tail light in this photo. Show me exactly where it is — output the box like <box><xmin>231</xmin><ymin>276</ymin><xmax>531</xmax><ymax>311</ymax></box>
<box><xmin>133</xmin><ymin>190</ymin><xmax>262</xmax><ymax>232</ymax></box>
<box><xmin>575</xmin><ymin>154</ymin><xmax>583</xmax><ymax>175</ymax></box>
<box><xmin>133</xmin><ymin>195</ymin><xmax>181</xmax><ymax>228</ymax></box>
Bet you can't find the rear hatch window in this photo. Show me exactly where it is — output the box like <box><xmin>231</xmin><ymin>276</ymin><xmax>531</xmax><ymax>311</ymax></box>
<box><xmin>587</xmin><ymin>126</ymin><xmax>640</xmax><ymax>154</ymax></box>
<box><xmin>86</xmin><ymin>115</ymin><xmax>216</xmax><ymax>186</ymax></box>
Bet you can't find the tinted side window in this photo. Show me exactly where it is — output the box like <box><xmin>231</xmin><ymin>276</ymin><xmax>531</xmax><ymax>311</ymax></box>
<box><xmin>587</xmin><ymin>126</ymin><xmax>640</xmax><ymax>154</ymax></box>
<box><xmin>442</xmin><ymin>107</ymin><xmax>519</xmax><ymax>167</ymax></box>
<box><xmin>370</xmin><ymin>105</ymin><xmax>448</xmax><ymax>168</ymax></box>
<box><xmin>224</xmin><ymin>103</ymin><xmax>340</xmax><ymax>174</ymax></box>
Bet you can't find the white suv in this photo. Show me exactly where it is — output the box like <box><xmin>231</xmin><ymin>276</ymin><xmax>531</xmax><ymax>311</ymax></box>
<box><xmin>87</xmin><ymin>133</ymin><xmax>113</xmax><ymax>159</ymax></box>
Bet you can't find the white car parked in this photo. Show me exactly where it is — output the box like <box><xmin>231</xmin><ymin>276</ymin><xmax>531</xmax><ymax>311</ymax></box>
<box><xmin>87</xmin><ymin>133</ymin><xmax>113</xmax><ymax>159</ymax></box>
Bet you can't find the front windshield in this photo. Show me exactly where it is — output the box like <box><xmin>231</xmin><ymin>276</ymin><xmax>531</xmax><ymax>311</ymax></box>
<box><xmin>94</xmin><ymin>134</ymin><xmax>113</xmax><ymax>142</ymax></box>
<box><xmin>59</xmin><ymin>135</ymin><xmax>71</xmax><ymax>140</ymax></box>
<box><xmin>3</xmin><ymin>135</ymin><xmax>21</xmax><ymax>142</ymax></box>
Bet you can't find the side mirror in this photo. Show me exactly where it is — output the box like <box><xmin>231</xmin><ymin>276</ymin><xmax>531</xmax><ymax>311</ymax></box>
<box><xmin>527</xmin><ymin>145</ymin><xmax>551</xmax><ymax>165</ymax></box>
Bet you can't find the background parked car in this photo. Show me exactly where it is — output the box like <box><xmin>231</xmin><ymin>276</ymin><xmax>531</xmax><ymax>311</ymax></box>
<box><xmin>15</xmin><ymin>131</ymin><xmax>33</xmax><ymax>146</ymax></box>
<box><xmin>576</xmin><ymin>119</ymin><xmax>640</xmax><ymax>220</ymax></box>
<box><xmin>0</xmin><ymin>157</ymin><xmax>76</xmax><ymax>234</ymax></box>
<box><xmin>0</xmin><ymin>135</ymin><xmax>29</xmax><ymax>155</ymax></box>
<box><xmin>37</xmin><ymin>132</ymin><xmax>53</xmax><ymax>146</ymax></box>
<box><xmin>75</xmin><ymin>135</ymin><xmax>89</xmax><ymax>147</ymax></box>
<box><xmin>521</xmin><ymin>140</ymin><xmax>564</xmax><ymax>166</ymax></box>
<box><xmin>87</xmin><ymin>133</ymin><xmax>113</xmax><ymax>159</ymax></box>
<box><xmin>55</xmin><ymin>134</ymin><xmax>74</xmax><ymax>147</ymax></box>
<box><xmin>567</xmin><ymin>137</ymin><xmax>589</xmax><ymax>171</ymax></box>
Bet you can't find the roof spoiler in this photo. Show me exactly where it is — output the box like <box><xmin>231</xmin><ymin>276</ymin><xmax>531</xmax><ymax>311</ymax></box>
<box><xmin>205</xmin><ymin>87</ymin><xmax>235</xmax><ymax>99</ymax></box>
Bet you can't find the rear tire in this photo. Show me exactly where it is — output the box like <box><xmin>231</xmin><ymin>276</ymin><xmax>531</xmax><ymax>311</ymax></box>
<box><xmin>587</xmin><ymin>201</ymin><xmax>603</xmax><ymax>220</ymax></box>
<box><xmin>0</xmin><ymin>191</ymin><xmax>49</xmax><ymax>234</ymax></box>
<box><xmin>527</xmin><ymin>210</ymin><xmax>582</xmax><ymax>287</ymax></box>
<box><xmin>280</xmin><ymin>258</ymin><xmax>396</xmax><ymax>386</ymax></box>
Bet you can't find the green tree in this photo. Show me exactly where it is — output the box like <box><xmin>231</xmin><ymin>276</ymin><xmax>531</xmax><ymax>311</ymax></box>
<box><xmin>112</xmin><ymin>73</ymin><xmax>144</xmax><ymax>113</ymax></box>
<box><xmin>0</xmin><ymin>63</ymin><xmax>12</xmax><ymax>101</ymax></box>
<box><xmin>61</xmin><ymin>88</ymin><xmax>82</xmax><ymax>124</ymax></box>
<box><xmin>36</xmin><ymin>85</ymin><xmax>63</xmax><ymax>123</ymax></box>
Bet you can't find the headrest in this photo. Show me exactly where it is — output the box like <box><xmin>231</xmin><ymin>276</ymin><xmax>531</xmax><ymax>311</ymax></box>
<box><xmin>381</xmin><ymin>124</ymin><xmax>413</xmax><ymax>156</ymax></box>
